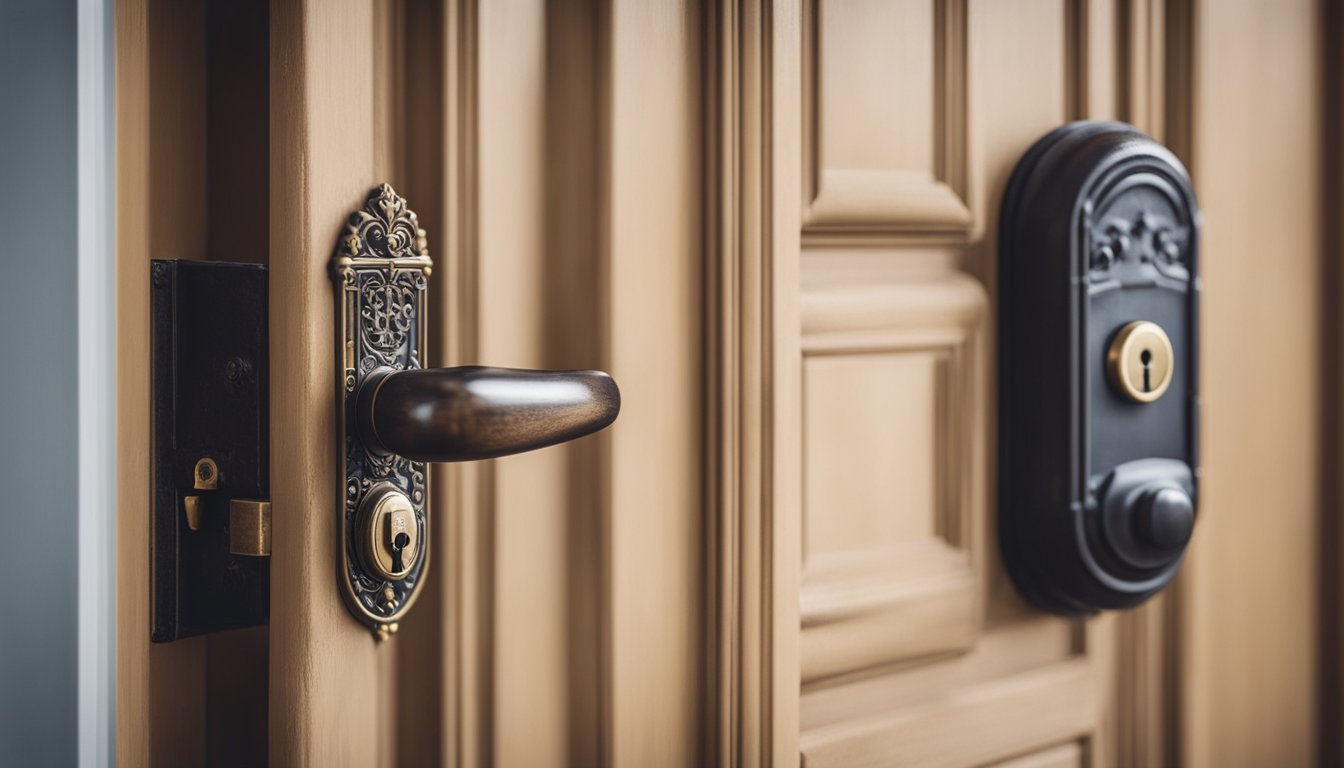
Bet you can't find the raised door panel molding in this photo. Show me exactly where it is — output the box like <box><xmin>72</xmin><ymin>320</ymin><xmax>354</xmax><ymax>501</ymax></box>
<box><xmin>794</xmin><ymin>2</ymin><xmax>1128</xmax><ymax>765</ymax></box>
<box><xmin>800</xmin><ymin>660</ymin><xmax>1098</xmax><ymax>767</ymax></box>
<box><xmin>803</xmin><ymin>0</ymin><xmax>970</xmax><ymax>235</ymax></box>
<box><xmin>994</xmin><ymin>737</ymin><xmax>1085</xmax><ymax>768</ymax></box>
<box><xmin>800</xmin><ymin>271</ymin><xmax>985</xmax><ymax>682</ymax></box>
<box><xmin>986</xmin><ymin>741</ymin><xmax>1085</xmax><ymax>768</ymax></box>
<box><xmin>802</xmin><ymin>543</ymin><xmax>977</xmax><ymax>682</ymax></box>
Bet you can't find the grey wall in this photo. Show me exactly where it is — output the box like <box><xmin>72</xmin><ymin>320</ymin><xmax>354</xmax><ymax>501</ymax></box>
<box><xmin>0</xmin><ymin>1</ymin><xmax>80</xmax><ymax>764</ymax></box>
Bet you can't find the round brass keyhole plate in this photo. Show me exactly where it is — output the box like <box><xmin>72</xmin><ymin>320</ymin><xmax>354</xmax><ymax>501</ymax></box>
<box><xmin>1107</xmin><ymin>320</ymin><xmax>1174</xmax><ymax>403</ymax></box>
<box><xmin>355</xmin><ymin>483</ymin><xmax>420</xmax><ymax>582</ymax></box>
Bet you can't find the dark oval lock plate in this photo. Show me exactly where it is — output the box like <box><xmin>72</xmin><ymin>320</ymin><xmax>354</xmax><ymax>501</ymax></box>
<box><xmin>999</xmin><ymin>121</ymin><xmax>1201</xmax><ymax>615</ymax></box>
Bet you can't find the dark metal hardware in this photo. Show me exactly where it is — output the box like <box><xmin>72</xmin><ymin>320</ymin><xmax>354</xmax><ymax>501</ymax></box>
<box><xmin>356</xmin><ymin>366</ymin><xmax>620</xmax><ymax>462</ymax></box>
<box><xmin>151</xmin><ymin>259</ymin><xmax>270</xmax><ymax>642</ymax></box>
<box><xmin>333</xmin><ymin>185</ymin><xmax>620</xmax><ymax>640</ymax></box>
<box><xmin>149</xmin><ymin>186</ymin><xmax>620</xmax><ymax>643</ymax></box>
<box><xmin>998</xmin><ymin>122</ymin><xmax>1200</xmax><ymax>616</ymax></box>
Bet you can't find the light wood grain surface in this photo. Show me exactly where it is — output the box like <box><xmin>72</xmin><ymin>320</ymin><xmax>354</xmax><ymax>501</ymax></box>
<box><xmin>1181</xmin><ymin>1</ymin><xmax>1323</xmax><ymax>765</ymax></box>
<box><xmin>111</xmin><ymin>1</ymin><xmax>1334</xmax><ymax>764</ymax></box>
<box><xmin>268</xmin><ymin>0</ymin><xmax>393</xmax><ymax>764</ymax></box>
<box><xmin>116</xmin><ymin>0</ymin><xmax>209</xmax><ymax>763</ymax></box>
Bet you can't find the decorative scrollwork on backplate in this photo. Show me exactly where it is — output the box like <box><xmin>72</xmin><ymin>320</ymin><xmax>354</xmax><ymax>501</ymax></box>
<box><xmin>1089</xmin><ymin>207</ymin><xmax>1190</xmax><ymax>282</ymax></box>
<box><xmin>359</xmin><ymin>270</ymin><xmax>417</xmax><ymax>360</ymax></box>
<box><xmin>338</xmin><ymin>182</ymin><xmax>429</xmax><ymax>261</ymax></box>
<box><xmin>332</xmin><ymin>184</ymin><xmax>433</xmax><ymax>639</ymax></box>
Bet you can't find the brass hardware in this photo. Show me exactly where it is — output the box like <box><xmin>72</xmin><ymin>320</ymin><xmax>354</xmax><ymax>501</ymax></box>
<box><xmin>356</xmin><ymin>484</ymin><xmax>420</xmax><ymax>582</ymax></box>
<box><xmin>194</xmin><ymin>457</ymin><xmax>219</xmax><ymax>490</ymax></box>
<box><xmin>229</xmin><ymin>499</ymin><xmax>272</xmax><ymax>557</ymax></box>
<box><xmin>331</xmin><ymin>184</ymin><xmax>620</xmax><ymax>640</ymax></box>
<box><xmin>1107</xmin><ymin>320</ymin><xmax>1174</xmax><ymax>403</ymax></box>
<box><xmin>184</xmin><ymin>496</ymin><xmax>203</xmax><ymax>531</ymax></box>
<box><xmin>331</xmin><ymin>184</ymin><xmax>433</xmax><ymax>637</ymax></box>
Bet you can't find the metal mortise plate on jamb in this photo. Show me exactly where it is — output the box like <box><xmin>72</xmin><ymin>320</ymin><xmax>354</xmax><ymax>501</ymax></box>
<box><xmin>150</xmin><ymin>259</ymin><xmax>270</xmax><ymax>642</ymax></box>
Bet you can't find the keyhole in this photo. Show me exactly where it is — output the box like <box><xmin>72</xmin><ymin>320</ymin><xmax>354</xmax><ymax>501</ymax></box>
<box><xmin>1140</xmin><ymin>349</ymin><xmax>1153</xmax><ymax>392</ymax></box>
<box><xmin>391</xmin><ymin>532</ymin><xmax>410</xmax><ymax>572</ymax></box>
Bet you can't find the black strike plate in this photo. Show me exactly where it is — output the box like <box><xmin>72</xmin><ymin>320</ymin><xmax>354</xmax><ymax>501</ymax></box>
<box><xmin>151</xmin><ymin>260</ymin><xmax>270</xmax><ymax>642</ymax></box>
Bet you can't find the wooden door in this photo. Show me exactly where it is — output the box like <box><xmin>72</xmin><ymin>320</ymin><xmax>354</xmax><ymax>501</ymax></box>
<box><xmin>758</xmin><ymin>1</ymin><xmax>1325</xmax><ymax>766</ymax></box>
<box><xmin>113</xmin><ymin>0</ymin><xmax>1330</xmax><ymax>766</ymax></box>
<box><xmin>750</xmin><ymin>1</ymin><xmax>1324</xmax><ymax>766</ymax></box>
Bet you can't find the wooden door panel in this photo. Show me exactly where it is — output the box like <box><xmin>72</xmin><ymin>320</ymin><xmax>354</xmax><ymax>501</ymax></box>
<box><xmin>989</xmin><ymin>742</ymin><xmax>1087</xmax><ymax>768</ymax></box>
<box><xmin>476</xmin><ymin>2</ymin><xmax>577</xmax><ymax>762</ymax></box>
<box><xmin>800</xmin><ymin>620</ymin><xmax>1104</xmax><ymax>767</ymax></box>
<box><xmin>1184</xmin><ymin>2</ymin><xmax>1322</xmax><ymax>764</ymax></box>
<box><xmin>436</xmin><ymin>1</ymin><xmax>706</xmax><ymax>764</ymax></box>
<box><xmin>796</xmin><ymin>0</ymin><xmax>1116</xmax><ymax>764</ymax></box>
<box><xmin>803</xmin><ymin>0</ymin><xmax>970</xmax><ymax>232</ymax></box>
<box><xmin>800</xmin><ymin>274</ymin><xmax>985</xmax><ymax>682</ymax></box>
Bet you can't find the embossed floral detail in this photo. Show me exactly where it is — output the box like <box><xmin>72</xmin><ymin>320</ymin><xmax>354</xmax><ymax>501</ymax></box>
<box><xmin>339</xmin><ymin>183</ymin><xmax>426</xmax><ymax>261</ymax></box>
<box><xmin>1152</xmin><ymin>227</ymin><xmax>1182</xmax><ymax>264</ymax></box>
<box><xmin>1090</xmin><ymin>209</ymin><xmax>1184</xmax><ymax>275</ymax></box>
<box><xmin>364</xmin><ymin>447</ymin><xmax>399</xmax><ymax>479</ymax></box>
<box><xmin>1090</xmin><ymin>224</ymin><xmax>1129</xmax><ymax>272</ymax></box>
<box><xmin>359</xmin><ymin>269</ymin><xmax>417</xmax><ymax>356</ymax></box>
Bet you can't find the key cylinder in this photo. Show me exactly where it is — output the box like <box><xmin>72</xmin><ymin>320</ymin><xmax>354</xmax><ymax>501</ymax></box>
<box><xmin>356</xmin><ymin>484</ymin><xmax>420</xmax><ymax>581</ymax></box>
<box><xmin>1106</xmin><ymin>320</ymin><xmax>1174</xmax><ymax>403</ymax></box>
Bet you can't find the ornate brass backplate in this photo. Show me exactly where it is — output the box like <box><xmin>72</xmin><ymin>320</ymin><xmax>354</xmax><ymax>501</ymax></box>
<box><xmin>331</xmin><ymin>184</ymin><xmax>432</xmax><ymax>640</ymax></box>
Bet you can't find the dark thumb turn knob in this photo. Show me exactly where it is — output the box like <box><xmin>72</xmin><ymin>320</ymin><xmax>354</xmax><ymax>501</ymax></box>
<box><xmin>1136</xmin><ymin>486</ymin><xmax>1195</xmax><ymax>551</ymax></box>
<box><xmin>356</xmin><ymin>365</ymin><xmax>621</xmax><ymax>462</ymax></box>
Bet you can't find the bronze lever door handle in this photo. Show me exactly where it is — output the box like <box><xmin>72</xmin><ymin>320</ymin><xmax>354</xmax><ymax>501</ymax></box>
<box><xmin>333</xmin><ymin>184</ymin><xmax>624</xmax><ymax>639</ymax></box>
<box><xmin>355</xmin><ymin>365</ymin><xmax>620</xmax><ymax>462</ymax></box>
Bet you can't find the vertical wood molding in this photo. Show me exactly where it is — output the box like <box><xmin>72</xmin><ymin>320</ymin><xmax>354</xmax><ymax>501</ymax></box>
<box><xmin>1113</xmin><ymin>593</ymin><xmax>1174</xmax><ymax>766</ymax></box>
<box><xmin>392</xmin><ymin>0</ymin><xmax>452</xmax><ymax>765</ymax></box>
<box><xmin>116</xmin><ymin>0</ymin><xmax>211</xmax><ymax>762</ymax></box>
<box><xmin>1181</xmin><ymin>0</ymin><xmax>1323</xmax><ymax>764</ymax></box>
<box><xmin>438</xmin><ymin>1</ymin><xmax>489</xmax><ymax>764</ymax></box>
<box><xmin>118</xmin><ymin>2</ymin><xmax>273</xmax><ymax>762</ymax></box>
<box><xmin>390</xmin><ymin>1</ymin><xmax>495</xmax><ymax>765</ymax></box>
<box><xmin>474</xmin><ymin>1</ymin><xmax>580</xmax><ymax>761</ymax></box>
<box><xmin>601</xmin><ymin>1</ymin><xmax>707</xmax><ymax>763</ymax></box>
<box><xmin>114</xmin><ymin>1</ymin><xmax>155</xmax><ymax>763</ymax></box>
<box><xmin>1323</xmin><ymin>0</ymin><xmax>1344</xmax><ymax>763</ymax></box>
<box><xmin>1119</xmin><ymin>0</ymin><xmax>1167</xmax><ymax>135</ymax></box>
<box><xmin>770</xmin><ymin>0</ymin><xmax>802</xmax><ymax>763</ymax></box>
<box><xmin>1109</xmin><ymin>2</ymin><xmax>1189</xmax><ymax>764</ymax></box>
<box><xmin>268</xmin><ymin>1</ymin><xmax>392</xmax><ymax>764</ymax></box>
<box><xmin>1081</xmin><ymin>0</ymin><xmax>1119</xmax><ymax>120</ymax></box>
<box><xmin>542</xmin><ymin>2</ymin><xmax>608</xmax><ymax>765</ymax></box>
<box><xmin>706</xmin><ymin>0</ymin><xmax>802</xmax><ymax>764</ymax></box>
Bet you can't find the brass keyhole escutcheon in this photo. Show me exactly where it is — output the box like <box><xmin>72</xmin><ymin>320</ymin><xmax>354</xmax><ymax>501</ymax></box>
<box><xmin>355</xmin><ymin>484</ymin><xmax>420</xmax><ymax>582</ymax></box>
<box><xmin>1107</xmin><ymin>320</ymin><xmax>1174</xmax><ymax>403</ymax></box>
